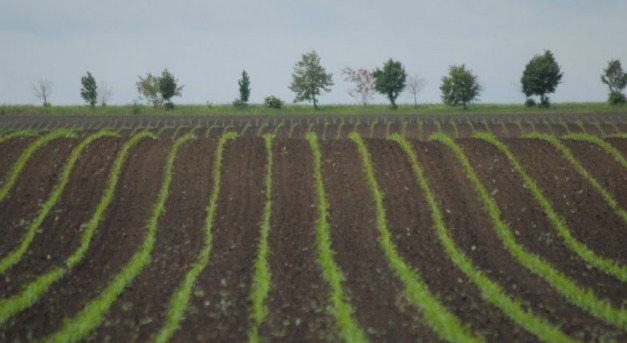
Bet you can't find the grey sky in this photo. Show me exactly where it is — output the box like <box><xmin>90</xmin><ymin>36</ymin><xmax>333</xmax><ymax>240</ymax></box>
<box><xmin>1</xmin><ymin>1</ymin><xmax>626</xmax><ymax>106</ymax></box>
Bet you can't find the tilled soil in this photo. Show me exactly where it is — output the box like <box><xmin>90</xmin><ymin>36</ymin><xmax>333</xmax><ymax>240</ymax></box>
<box><xmin>0</xmin><ymin>119</ymin><xmax>625</xmax><ymax>342</ymax></box>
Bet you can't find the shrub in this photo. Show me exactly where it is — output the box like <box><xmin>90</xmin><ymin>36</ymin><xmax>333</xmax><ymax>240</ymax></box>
<box><xmin>525</xmin><ymin>98</ymin><xmax>537</xmax><ymax>107</ymax></box>
<box><xmin>264</xmin><ymin>96</ymin><xmax>283</xmax><ymax>109</ymax></box>
<box><xmin>609</xmin><ymin>91</ymin><xmax>626</xmax><ymax>105</ymax></box>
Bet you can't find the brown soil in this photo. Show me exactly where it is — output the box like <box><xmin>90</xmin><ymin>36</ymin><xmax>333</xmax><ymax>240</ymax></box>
<box><xmin>0</xmin><ymin>136</ymin><xmax>37</xmax><ymax>186</ymax></box>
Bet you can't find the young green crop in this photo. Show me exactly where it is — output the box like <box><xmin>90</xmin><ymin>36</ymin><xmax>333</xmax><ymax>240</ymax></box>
<box><xmin>337</xmin><ymin>119</ymin><xmax>346</xmax><ymax>140</ymax></box>
<box><xmin>350</xmin><ymin>132</ymin><xmax>483</xmax><ymax>343</ymax></box>
<box><xmin>369</xmin><ymin>119</ymin><xmax>378</xmax><ymax>138</ymax></box>
<box><xmin>288</xmin><ymin>122</ymin><xmax>298</xmax><ymax>138</ymax></box>
<box><xmin>0</xmin><ymin>129</ymin><xmax>117</xmax><ymax>275</ymax></box>
<box><xmin>449</xmin><ymin>119</ymin><xmax>459</xmax><ymax>138</ymax></box>
<box><xmin>0</xmin><ymin>130</ymin><xmax>153</xmax><ymax>326</ymax></box>
<box><xmin>562</xmin><ymin>133</ymin><xmax>627</xmax><ymax>170</ymax></box>
<box><xmin>433</xmin><ymin>119</ymin><xmax>442</xmax><ymax>133</ymax></box>
<box><xmin>257</xmin><ymin>122</ymin><xmax>268</xmax><ymax>136</ymax></box>
<box><xmin>469</xmin><ymin>131</ymin><xmax>627</xmax><ymax>329</ymax></box>
<box><xmin>248</xmin><ymin>134</ymin><xmax>274</xmax><ymax>343</ymax></box>
<box><xmin>394</xmin><ymin>133</ymin><xmax>578</xmax><ymax>342</ymax></box>
<box><xmin>153</xmin><ymin>131</ymin><xmax>237</xmax><ymax>343</ymax></box>
<box><xmin>0</xmin><ymin>129</ymin><xmax>38</xmax><ymax>144</ymax></box>
<box><xmin>0</xmin><ymin>129</ymin><xmax>76</xmax><ymax>202</ymax></box>
<box><xmin>272</xmin><ymin>122</ymin><xmax>284</xmax><ymax>136</ymax></box>
<box><xmin>500</xmin><ymin>122</ymin><xmax>509</xmax><ymax>137</ymax></box>
<box><xmin>44</xmin><ymin>132</ymin><xmax>193</xmax><ymax>343</ymax></box>
<box><xmin>307</xmin><ymin>132</ymin><xmax>367</xmax><ymax>343</ymax></box>
<box><xmin>526</xmin><ymin>132</ymin><xmax>627</xmax><ymax>224</ymax></box>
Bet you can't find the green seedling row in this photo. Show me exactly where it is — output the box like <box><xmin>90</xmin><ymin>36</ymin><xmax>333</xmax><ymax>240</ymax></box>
<box><xmin>288</xmin><ymin>122</ymin><xmax>298</xmax><ymax>138</ymax></box>
<box><xmin>562</xmin><ymin>133</ymin><xmax>627</xmax><ymax>170</ymax></box>
<box><xmin>526</xmin><ymin>132</ymin><xmax>627</xmax><ymax>224</ymax></box>
<box><xmin>248</xmin><ymin>134</ymin><xmax>274</xmax><ymax>343</ymax></box>
<box><xmin>393</xmin><ymin>133</ymin><xmax>577</xmax><ymax>342</ymax></box>
<box><xmin>0</xmin><ymin>130</ymin><xmax>151</xmax><ymax>326</ymax></box>
<box><xmin>0</xmin><ymin>129</ymin><xmax>76</xmax><ymax>202</ymax></box>
<box><xmin>257</xmin><ymin>123</ymin><xmax>268</xmax><ymax>136</ymax></box>
<box><xmin>272</xmin><ymin>122</ymin><xmax>284</xmax><ymax>136</ymax></box>
<box><xmin>0</xmin><ymin>129</ymin><xmax>117</xmax><ymax>275</ymax></box>
<box><xmin>307</xmin><ymin>132</ymin><xmax>368</xmax><ymax>343</ymax></box>
<box><xmin>350</xmin><ymin>132</ymin><xmax>483</xmax><ymax>343</ymax></box>
<box><xmin>369</xmin><ymin>119</ymin><xmax>378</xmax><ymax>138</ymax></box>
<box><xmin>43</xmin><ymin>131</ymin><xmax>187</xmax><ymax>343</ymax></box>
<box><xmin>469</xmin><ymin>131</ymin><xmax>627</xmax><ymax>329</ymax></box>
<box><xmin>0</xmin><ymin>130</ymin><xmax>39</xmax><ymax>144</ymax></box>
<box><xmin>337</xmin><ymin>120</ymin><xmax>346</xmax><ymax>140</ymax></box>
<box><xmin>153</xmin><ymin>131</ymin><xmax>237</xmax><ymax>343</ymax></box>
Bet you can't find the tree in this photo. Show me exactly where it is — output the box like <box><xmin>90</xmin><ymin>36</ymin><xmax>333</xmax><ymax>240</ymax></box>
<box><xmin>32</xmin><ymin>79</ymin><xmax>53</xmax><ymax>107</ymax></box>
<box><xmin>80</xmin><ymin>72</ymin><xmax>98</xmax><ymax>107</ymax></box>
<box><xmin>406</xmin><ymin>74</ymin><xmax>427</xmax><ymax>107</ymax></box>
<box><xmin>342</xmin><ymin>67</ymin><xmax>376</xmax><ymax>108</ymax></box>
<box><xmin>137</xmin><ymin>73</ymin><xmax>162</xmax><ymax>108</ymax></box>
<box><xmin>98</xmin><ymin>81</ymin><xmax>112</xmax><ymax>107</ymax></box>
<box><xmin>521</xmin><ymin>50</ymin><xmax>563</xmax><ymax>107</ymax></box>
<box><xmin>159</xmin><ymin>69</ymin><xmax>183</xmax><ymax>109</ymax></box>
<box><xmin>601</xmin><ymin>59</ymin><xmax>627</xmax><ymax>105</ymax></box>
<box><xmin>440</xmin><ymin>64</ymin><xmax>482</xmax><ymax>110</ymax></box>
<box><xmin>289</xmin><ymin>51</ymin><xmax>334</xmax><ymax>110</ymax></box>
<box><xmin>234</xmin><ymin>70</ymin><xmax>251</xmax><ymax>107</ymax></box>
<box><xmin>373</xmin><ymin>59</ymin><xmax>407</xmax><ymax>109</ymax></box>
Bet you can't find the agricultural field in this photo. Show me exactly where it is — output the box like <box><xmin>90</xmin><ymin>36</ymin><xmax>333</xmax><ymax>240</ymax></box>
<box><xmin>0</xmin><ymin>112</ymin><xmax>626</xmax><ymax>342</ymax></box>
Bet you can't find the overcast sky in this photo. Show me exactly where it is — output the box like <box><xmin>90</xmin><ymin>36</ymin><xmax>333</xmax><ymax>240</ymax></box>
<box><xmin>1</xmin><ymin>1</ymin><xmax>626</xmax><ymax>106</ymax></box>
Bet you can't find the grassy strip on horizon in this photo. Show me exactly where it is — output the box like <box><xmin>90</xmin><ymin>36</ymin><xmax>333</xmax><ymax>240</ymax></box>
<box><xmin>44</xmin><ymin>132</ymin><xmax>192</xmax><ymax>343</ymax></box>
<box><xmin>525</xmin><ymin>132</ymin><xmax>627</xmax><ymax>224</ymax></box>
<box><xmin>248</xmin><ymin>134</ymin><xmax>274</xmax><ymax>343</ymax></box>
<box><xmin>0</xmin><ymin>129</ymin><xmax>117</xmax><ymax>275</ymax></box>
<box><xmin>0</xmin><ymin>131</ymin><xmax>152</xmax><ymax>326</ymax></box>
<box><xmin>350</xmin><ymin>132</ymin><xmax>483</xmax><ymax>343</ymax></box>
<box><xmin>153</xmin><ymin>131</ymin><xmax>237</xmax><ymax>343</ymax></box>
<box><xmin>447</xmin><ymin>131</ymin><xmax>627</xmax><ymax>330</ymax></box>
<box><xmin>307</xmin><ymin>132</ymin><xmax>368</xmax><ymax>343</ymax></box>
<box><xmin>394</xmin><ymin>133</ymin><xmax>579</xmax><ymax>342</ymax></box>
<box><xmin>0</xmin><ymin>129</ymin><xmax>76</xmax><ymax>202</ymax></box>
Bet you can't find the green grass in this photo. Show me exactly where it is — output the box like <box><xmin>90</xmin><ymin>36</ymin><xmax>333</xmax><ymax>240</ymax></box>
<box><xmin>0</xmin><ymin>130</ymin><xmax>152</xmax><ymax>326</ymax></box>
<box><xmin>0</xmin><ymin>129</ymin><xmax>117</xmax><ymax>275</ymax></box>
<box><xmin>248</xmin><ymin>134</ymin><xmax>275</xmax><ymax>343</ymax></box>
<box><xmin>1</xmin><ymin>102</ymin><xmax>624</xmax><ymax>117</ymax></box>
<box><xmin>394</xmin><ymin>133</ymin><xmax>579</xmax><ymax>342</ymax></box>
<box><xmin>153</xmin><ymin>131</ymin><xmax>237</xmax><ymax>343</ymax></box>
<box><xmin>460</xmin><ymin>131</ymin><xmax>627</xmax><ymax>330</ymax></box>
<box><xmin>307</xmin><ymin>132</ymin><xmax>368</xmax><ymax>343</ymax></box>
<box><xmin>349</xmin><ymin>132</ymin><xmax>483</xmax><ymax>343</ymax></box>
<box><xmin>525</xmin><ymin>132</ymin><xmax>627</xmax><ymax>224</ymax></box>
<box><xmin>43</xmin><ymin>131</ymin><xmax>192</xmax><ymax>343</ymax></box>
<box><xmin>0</xmin><ymin>129</ymin><xmax>76</xmax><ymax>202</ymax></box>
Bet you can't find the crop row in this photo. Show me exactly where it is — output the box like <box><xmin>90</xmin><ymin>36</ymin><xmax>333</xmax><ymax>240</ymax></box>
<box><xmin>0</xmin><ymin>128</ymin><xmax>625</xmax><ymax>341</ymax></box>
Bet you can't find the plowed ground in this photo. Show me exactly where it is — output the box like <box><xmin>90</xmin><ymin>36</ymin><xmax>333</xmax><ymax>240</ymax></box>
<box><xmin>0</xmin><ymin>116</ymin><xmax>625</xmax><ymax>342</ymax></box>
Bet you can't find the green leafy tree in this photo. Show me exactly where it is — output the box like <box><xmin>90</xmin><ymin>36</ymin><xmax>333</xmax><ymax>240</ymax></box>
<box><xmin>159</xmin><ymin>69</ymin><xmax>183</xmax><ymax>109</ymax></box>
<box><xmin>521</xmin><ymin>50</ymin><xmax>563</xmax><ymax>107</ymax></box>
<box><xmin>80</xmin><ymin>72</ymin><xmax>98</xmax><ymax>107</ymax></box>
<box><xmin>137</xmin><ymin>73</ymin><xmax>162</xmax><ymax>108</ymax></box>
<box><xmin>440</xmin><ymin>64</ymin><xmax>482</xmax><ymax>110</ymax></box>
<box><xmin>234</xmin><ymin>70</ymin><xmax>251</xmax><ymax>107</ymax></box>
<box><xmin>373</xmin><ymin>59</ymin><xmax>407</xmax><ymax>109</ymax></box>
<box><xmin>601</xmin><ymin>59</ymin><xmax>627</xmax><ymax>105</ymax></box>
<box><xmin>289</xmin><ymin>51</ymin><xmax>334</xmax><ymax>110</ymax></box>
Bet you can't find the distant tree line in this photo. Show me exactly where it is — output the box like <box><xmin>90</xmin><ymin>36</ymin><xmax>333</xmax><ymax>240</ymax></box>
<box><xmin>31</xmin><ymin>51</ymin><xmax>627</xmax><ymax>109</ymax></box>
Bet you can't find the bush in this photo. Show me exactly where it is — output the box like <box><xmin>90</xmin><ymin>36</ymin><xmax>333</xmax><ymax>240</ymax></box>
<box><xmin>232</xmin><ymin>99</ymin><xmax>247</xmax><ymax>108</ymax></box>
<box><xmin>609</xmin><ymin>91</ymin><xmax>626</xmax><ymax>105</ymax></box>
<box><xmin>525</xmin><ymin>98</ymin><xmax>536</xmax><ymax>107</ymax></box>
<box><xmin>264</xmin><ymin>96</ymin><xmax>283</xmax><ymax>109</ymax></box>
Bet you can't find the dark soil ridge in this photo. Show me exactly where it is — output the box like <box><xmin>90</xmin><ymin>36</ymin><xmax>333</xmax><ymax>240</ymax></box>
<box><xmin>0</xmin><ymin>136</ymin><xmax>122</xmax><ymax>297</ymax></box>
<box><xmin>419</xmin><ymin>140</ymin><xmax>625</xmax><ymax>342</ymax></box>
<box><xmin>0</xmin><ymin>137</ymin><xmax>172</xmax><ymax>342</ymax></box>
<box><xmin>0</xmin><ymin>137</ymin><xmax>77</xmax><ymax>256</ymax></box>
<box><xmin>0</xmin><ymin>136</ymin><xmax>38</xmax><ymax>187</ymax></box>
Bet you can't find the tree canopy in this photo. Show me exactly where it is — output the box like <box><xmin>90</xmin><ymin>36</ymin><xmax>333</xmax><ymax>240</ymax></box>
<box><xmin>440</xmin><ymin>64</ymin><xmax>481</xmax><ymax>109</ymax></box>
<box><xmin>521</xmin><ymin>50</ymin><xmax>563</xmax><ymax>107</ymax></box>
<box><xmin>80</xmin><ymin>72</ymin><xmax>98</xmax><ymax>107</ymax></box>
<box><xmin>159</xmin><ymin>69</ymin><xmax>183</xmax><ymax>109</ymax></box>
<box><xmin>289</xmin><ymin>51</ymin><xmax>334</xmax><ymax>110</ymax></box>
<box><xmin>373</xmin><ymin>59</ymin><xmax>407</xmax><ymax>109</ymax></box>
<box><xmin>601</xmin><ymin>59</ymin><xmax>627</xmax><ymax>105</ymax></box>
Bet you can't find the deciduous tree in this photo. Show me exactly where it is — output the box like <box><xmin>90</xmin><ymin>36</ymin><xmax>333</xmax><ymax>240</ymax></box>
<box><xmin>137</xmin><ymin>73</ymin><xmax>162</xmax><ymax>108</ymax></box>
<box><xmin>98</xmin><ymin>81</ymin><xmax>112</xmax><ymax>107</ymax></box>
<box><xmin>159</xmin><ymin>69</ymin><xmax>183</xmax><ymax>109</ymax></box>
<box><xmin>440</xmin><ymin>64</ymin><xmax>481</xmax><ymax>110</ymax></box>
<box><xmin>234</xmin><ymin>70</ymin><xmax>251</xmax><ymax>107</ymax></box>
<box><xmin>406</xmin><ymin>74</ymin><xmax>426</xmax><ymax>107</ymax></box>
<box><xmin>289</xmin><ymin>51</ymin><xmax>333</xmax><ymax>110</ymax></box>
<box><xmin>342</xmin><ymin>67</ymin><xmax>376</xmax><ymax>108</ymax></box>
<box><xmin>373</xmin><ymin>59</ymin><xmax>407</xmax><ymax>109</ymax></box>
<box><xmin>80</xmin><ymin>72</ymin><xmax>98</xmax><ymax>107</ymax></box>
<box><xmin>601</xmin><ymin>59</ymin><xmax>627</xmax><ymax>105</ymax></box>
<box><xmin>521</xmin><ymin>50</ymin><xmax>563</xmax><ymax>107</ymax></box>
<box><xmin>32</xmin><ymin>79</ymin><xmax>53</xmax><ymax>107</ymax></box>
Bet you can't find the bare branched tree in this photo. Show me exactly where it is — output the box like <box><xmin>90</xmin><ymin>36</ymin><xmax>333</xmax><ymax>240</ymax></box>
<box><xmin>342</xmin><ymin>67</ymin><xmax>376</xmax><ymax>107</ymax></box>
<box><xmin>406</xmin><ymin>74</ymin><xmax>427</xmax><ymax>107</ymax></box>
<box><xmin>98</xmin><ymin>81</ymin><xmax>113</xmax><ymax>107</ymax></box>
<box><xmin>32</xmin><ymin>79</ymin><xmax>53</xmax><ymax>106</ymax></box>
